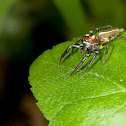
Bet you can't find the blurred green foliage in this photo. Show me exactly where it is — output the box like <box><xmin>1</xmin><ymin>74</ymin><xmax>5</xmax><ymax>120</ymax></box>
<box><xmin>53</xmin><ymin>0</ymin><xmax>126</xmax><ymax>36</ymax></box>
<box><xmin>53</xmin><ymin>0</ymin><xmax>89</xmax><ymax>36</ymax></box>
<box><xmin>0</xmin><ymin>0</ymin><xmax>17</xmax><ymax>33</ymax></box>
<box><xmin>0</xmin><ymin>0</ymin><xmax>126</xmax><ymax>59</ymax></box>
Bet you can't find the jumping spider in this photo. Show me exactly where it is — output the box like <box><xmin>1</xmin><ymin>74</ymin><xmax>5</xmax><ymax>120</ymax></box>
<box><xmin>59</xmin><ymin>25</ymin><xmax>126</xmax><ymax>76</ymax></box>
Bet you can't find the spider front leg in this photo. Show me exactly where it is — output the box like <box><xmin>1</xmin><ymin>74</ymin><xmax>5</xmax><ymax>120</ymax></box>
<box><xmin>69</xmin><ymin>53</ymin><xmax>90</xmax><ymax>76</ymax></box>
<box><xmin>59</xmin><ymin>44</ymin><xmax>83</xmax><ymax>66</ymax></box>
<box><xmin>71</xmin><ymin>38</ymin><xmax>82</xmax><ymax>56</ymax></box>
<box><xmin>75</xmin><ymin>38</ymin><xmax>82</xmax><ymax>44</ymax></box>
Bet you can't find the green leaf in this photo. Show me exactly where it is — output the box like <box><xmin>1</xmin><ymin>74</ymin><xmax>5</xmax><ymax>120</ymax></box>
<box><xmin>29</xmin><ymin>31</ymin><xmax>126</xmax><ymax>126</ymax></box>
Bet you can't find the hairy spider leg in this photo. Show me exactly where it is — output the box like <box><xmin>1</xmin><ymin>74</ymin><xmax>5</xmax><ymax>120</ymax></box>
<box><xmin>96</xmin><ymin>25</ymin><xmax>113</xmax><ymax>32</ymax></box>
<box><xmin>71</xmin><ymin>38</ymin><xmax>82</xmax><ymax>56</ymax></box>
<box><xmin>102</xmin><ymin>36</ymin><xmax>126</xmax><ymax>66</ymax></box>
<box><xmin>85</xmin><ymin>51</ymin><xmax>99</xmax><ymax>73</ymax></box>
<box><xmin>69</xmin><ymin>54</ymin><xmax>90</xmax><ymax>76</ymax></box>
<box><xmin>75</xmin><ymin>38</ymin><xmax>83</xmax><ymax>44</ymax></box>
<box><xmin>115</xmin><ymin>36</ymin><xmax>126</xmax><ymax>40</ymax></box>
<box><xmin>59</xmin><ymin>44</ymin><xmax>83</xmax><ymax>66</ymax></box>
<box><xmin>102</xmin><ymin>42</ymin><xmax>109</xmax><ymax>66</ymax></box>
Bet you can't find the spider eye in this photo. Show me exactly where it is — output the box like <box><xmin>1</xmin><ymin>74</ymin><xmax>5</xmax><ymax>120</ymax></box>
<box><xmin>90</xmin><ymin>30</ymin><xmax>93</xmax><ymax>36</ymax></box>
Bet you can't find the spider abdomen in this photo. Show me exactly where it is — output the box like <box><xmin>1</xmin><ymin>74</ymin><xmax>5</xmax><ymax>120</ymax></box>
<box><xmin>97</xmin><ymin>28</ymin><xmax>124</xmax><ymax>42</ymax></box>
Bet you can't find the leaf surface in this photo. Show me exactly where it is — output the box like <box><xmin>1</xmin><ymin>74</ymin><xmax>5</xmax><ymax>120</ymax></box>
<box><xmin>29</xmin><ymin>32</ymin><xmax>126</xmax><ymax>126</ymax></box>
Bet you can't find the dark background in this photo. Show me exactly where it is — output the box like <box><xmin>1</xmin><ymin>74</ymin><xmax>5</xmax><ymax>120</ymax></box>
<box><xmin>0</xmin><ymin>0</ymin><xmax>126</xmax><ymax>126</ymax></box>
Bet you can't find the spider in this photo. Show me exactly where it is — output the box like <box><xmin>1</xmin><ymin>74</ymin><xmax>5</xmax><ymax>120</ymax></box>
<box><xmin>59</xmin><ymin>25</ymin><xmax>126</xmax><ymax>76</ymax></box>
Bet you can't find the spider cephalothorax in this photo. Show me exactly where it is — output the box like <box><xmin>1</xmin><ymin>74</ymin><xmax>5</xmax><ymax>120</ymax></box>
<box><xmin>59</xmin><ymin>25</ymin><xmax>126</xmax><ymax>76</ymax></box>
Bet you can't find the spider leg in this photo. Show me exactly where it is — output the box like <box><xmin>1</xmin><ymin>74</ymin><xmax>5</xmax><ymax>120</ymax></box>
<box><xmin>69</xmin><ymin>54</ymin><xmax>90</xmax><ymax>76</ymax></box>
<box><xmin>103</xmin><ymin>42</ymin><xmax>109</xmax><ymax>66</ymax></box>
<box><xmin>115</xmin><ymin>36</ymin><xmax>126</xmax><ymax>40</ymax></box>
<box><xmin>96</xmin><ymin>25</ymin><xmax>113</xmax><ymax>32</ymax></box>
<box><xmin>75</xmin><ymin>38</ymin><xmax>83</xmax><ymax>44</ymax></box>
<box><xmin>71</xmin><ymin>38</ymin><xmax>82</xmax><ymax>55</ymax></box>
<box><xmin>102</xmin><ymin>34</ymin><xmax>126</xmax><ymax>66</ymax></box>
<box><xmin>85</xmin><ymin>51</ymin><xmax>99</xmax><ymax>73</ymax></box>
<box><xmin>59</xmin><ymin>44</ymin><xmax>83</xmax><ymax>66</ymax></box>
